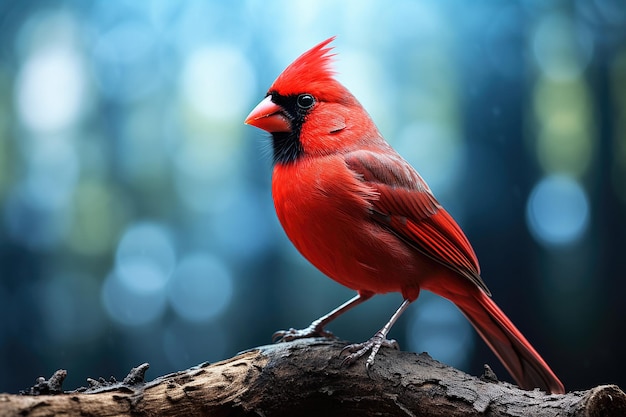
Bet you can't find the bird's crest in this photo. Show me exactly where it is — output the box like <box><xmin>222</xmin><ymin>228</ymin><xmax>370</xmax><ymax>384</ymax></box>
<box><xmin>269</xmin><ymin>37</ymin><xmax>348</xmax><ymax>102</ymax></box>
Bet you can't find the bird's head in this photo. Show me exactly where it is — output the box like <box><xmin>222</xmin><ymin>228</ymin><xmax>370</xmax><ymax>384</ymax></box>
<box><xmin>245</xmin><ymin>37</ymin><xmax>377</xmax><ymax>165</ymax></box>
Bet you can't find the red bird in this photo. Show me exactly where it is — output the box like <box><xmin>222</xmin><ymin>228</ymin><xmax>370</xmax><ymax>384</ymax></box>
<box><xmin>244</xmin><ymin>37</ymin><xmax>565</xmax><ymax>394</ymax></box>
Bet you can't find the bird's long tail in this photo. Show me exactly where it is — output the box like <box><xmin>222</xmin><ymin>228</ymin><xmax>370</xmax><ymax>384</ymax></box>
<box><xmin>452</xmin><ymin>289</ymin><xmax>564</xmax><ymax>394</ymax></box>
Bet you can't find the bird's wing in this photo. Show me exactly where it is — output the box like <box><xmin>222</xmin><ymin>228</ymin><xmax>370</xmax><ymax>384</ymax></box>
<box><xmin>345</xmin><ymin>149</ymin><xmax>489</xmax><ymax>295</ymax></box>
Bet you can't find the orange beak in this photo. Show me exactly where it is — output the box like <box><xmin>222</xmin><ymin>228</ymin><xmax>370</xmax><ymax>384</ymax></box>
<box><xmin>244</xmin><ymin>96</ymin><xmax>292</xmax><ymax>133</ymax></box>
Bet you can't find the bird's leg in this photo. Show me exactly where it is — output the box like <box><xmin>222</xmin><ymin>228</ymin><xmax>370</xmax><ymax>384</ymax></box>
<box><xmin>341</xmin><ymin>298</ymin><xmax>412</xmax><ymax>369</ymax></box>
<box><xmin>273</xmin><ymin>292</ymin><xmax>372</xmax><ymax>342</ymax></box>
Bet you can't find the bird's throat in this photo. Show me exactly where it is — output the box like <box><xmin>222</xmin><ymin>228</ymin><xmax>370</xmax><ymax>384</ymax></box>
<box><xmin>271</xmin><ymin>131</ymin><xmax>304</xmax><ymax>165</ymax></box>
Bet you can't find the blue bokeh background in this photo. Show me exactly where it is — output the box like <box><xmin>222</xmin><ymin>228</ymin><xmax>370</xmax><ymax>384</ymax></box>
<box><xmin>1</xmin><ymin>0</ymin><xmax>625</xmax><ymax>393</ymax></box>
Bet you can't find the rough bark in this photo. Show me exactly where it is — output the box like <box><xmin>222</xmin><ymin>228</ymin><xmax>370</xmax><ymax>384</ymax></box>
<box><xmin>1</xmin><ymin>338</ymin><xmax>624</xmax><ymax>417</ymax></box>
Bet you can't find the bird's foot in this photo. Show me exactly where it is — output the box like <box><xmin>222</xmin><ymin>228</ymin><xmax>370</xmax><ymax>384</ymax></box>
<box><xmin>340</xmin><ymin>332</ymin><xmax>399</xmax><ymax>369</ymax></box>
<box><xmin>272</xmin><ymin>323</ymin><xmax>335</xmax><ymax>343</ymax></box>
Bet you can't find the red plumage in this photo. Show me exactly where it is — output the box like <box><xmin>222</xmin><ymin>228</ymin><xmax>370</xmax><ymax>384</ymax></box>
<box><xmin>245</xmin><ymin>37</ymin><xmax>565</xmax><ymax>394</ymax></box>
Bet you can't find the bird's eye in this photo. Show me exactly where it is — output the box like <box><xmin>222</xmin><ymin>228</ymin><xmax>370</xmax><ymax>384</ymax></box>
<box><xmin>296</xmin><ymin>94</ymin><xmax>315</xmax><ymax>109</ymax></box>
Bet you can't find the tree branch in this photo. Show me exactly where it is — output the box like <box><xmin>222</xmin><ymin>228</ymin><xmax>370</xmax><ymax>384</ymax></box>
<box><xmin>1</xmin><ymin>339</ymin><xmax>624</xmax><ymax>417</ymax></box>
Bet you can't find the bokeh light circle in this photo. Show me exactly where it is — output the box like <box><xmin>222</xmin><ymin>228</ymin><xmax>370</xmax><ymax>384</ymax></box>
<box><xmin>406</xmin><ymin>295</ymin><xmax>473</xmax><ymax>369</ymax></box>
<box><xmin>168</xmin><ymin>253</ymin><xmax>233</xmax><ymax>322</ymax></box>
<box><xmin>101</xmin><ymin>271</ymin><xmax>168</xmax><ymax>327</ymax></box>
<box><xmin>526</xmin><ymin>175</ymin><xmax>590</xmax><ymax>247</ymax></box>
<box><xmin>532</xmin><ymin>13</ymin><xmax>593</xmax><ymax>81</ymax></box>
<box><xmin>16</xmin><ymin>45</ymin><xmax>86</xmax><ymax>133</ymax></box>
<box><xmin>115</xmin><ymin>221</ymin><xmax>176</xmax><ymax>294</ymax></box>
<box><xmin>181</xmin><ymin>45</ymin><xmax>256</xmax><ymax>120</ymax></box>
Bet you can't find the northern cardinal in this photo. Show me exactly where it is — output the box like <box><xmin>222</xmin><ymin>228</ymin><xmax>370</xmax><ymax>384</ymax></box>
<box><xmin>244</xmin><ymin>37</ymin><xmax>565</xmax><ymax>394</ymax></box>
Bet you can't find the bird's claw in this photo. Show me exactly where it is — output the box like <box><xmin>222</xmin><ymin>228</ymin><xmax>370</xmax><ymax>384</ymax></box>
<box><xmin>340</xmin><ymin>333</ymin><xmax>399</xmax><ymax>368</ymax></box>
<box><xmin>272</xmin><ymin>325</ymin><xmax>335</xmax><ymax>343</ymax></box>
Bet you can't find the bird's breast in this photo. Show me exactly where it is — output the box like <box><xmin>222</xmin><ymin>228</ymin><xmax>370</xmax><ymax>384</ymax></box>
<box><xmin>271</xmin><ymin>156</ymin><xmax>427</xmax><ymax>295</ymax></box>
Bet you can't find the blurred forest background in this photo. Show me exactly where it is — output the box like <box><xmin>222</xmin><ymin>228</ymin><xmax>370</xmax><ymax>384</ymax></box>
<box><xmin>0</xmin><ymin>0</ymin><xmax>625</xmax><ymax>394</ymax></box>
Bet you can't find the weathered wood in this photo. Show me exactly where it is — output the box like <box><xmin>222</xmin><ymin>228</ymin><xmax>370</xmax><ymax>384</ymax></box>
<box><xmin>1</xmin><ymin>338</ymin><xmax>624</xmax><ymax>417</ymax></box>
